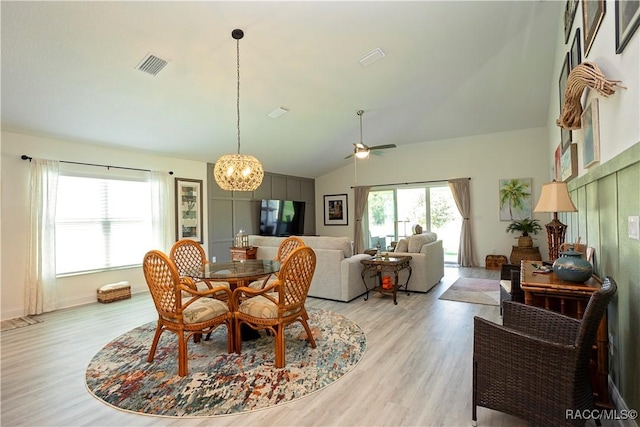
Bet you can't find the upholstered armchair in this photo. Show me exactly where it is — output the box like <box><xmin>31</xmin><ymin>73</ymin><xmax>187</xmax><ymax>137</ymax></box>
<box><xmin>143</xmin><ymin>250</ymin><xmax>233</xmax><ymax>377</ymax></box>
<box><xmin>472</xmin><ymin>277</ymin><xmax>617</xmax><ymax>426</ymax></box>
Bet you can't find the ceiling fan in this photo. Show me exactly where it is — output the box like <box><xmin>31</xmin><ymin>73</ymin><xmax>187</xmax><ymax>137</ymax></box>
<box><xmin>344</xmin><ymin>110</ymin><xmax>396</xmax><ymax>160</ymax></box>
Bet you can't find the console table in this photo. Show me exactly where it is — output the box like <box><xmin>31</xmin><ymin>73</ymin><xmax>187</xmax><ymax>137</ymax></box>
<box><xmin>360</xmin><ymin>255</ymin><xmax>412</xmax><ymax>305</ymax></box>
<box><xmin>520</xmin><ymin>260</ymin><xmax>610</xmax><ymax>407</ymax></box>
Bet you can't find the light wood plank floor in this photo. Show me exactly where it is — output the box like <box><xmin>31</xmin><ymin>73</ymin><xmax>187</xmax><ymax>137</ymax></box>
<box><xmin>0</xmin><ymin>267</ymin><xmax>605</xmax><ymax>427</ymax></box>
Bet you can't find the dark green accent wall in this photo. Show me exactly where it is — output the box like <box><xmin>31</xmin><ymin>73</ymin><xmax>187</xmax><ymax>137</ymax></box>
<box><xmin>563</xmin><ymin>142</ymin><xmax>640</xmax><ymax>410</ymax></box>
<box><xmin>206</xmin><ymin>165</ymin><xmax>315</xmax><ymax>262</ymax></box>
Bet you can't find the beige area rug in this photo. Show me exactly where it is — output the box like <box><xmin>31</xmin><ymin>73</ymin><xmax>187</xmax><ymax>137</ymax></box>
<box><xmin>1</xmin><ymin>316</ymin><xmax>43</xmax><ymax>332</ymax></box>
<box><xmin>439</xmin><ymin>278</ymin><xmax>500</xmax><ymax>306</ymax></box>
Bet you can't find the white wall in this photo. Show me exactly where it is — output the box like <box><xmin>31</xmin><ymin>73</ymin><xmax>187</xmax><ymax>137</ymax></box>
<box><xmin>546</xmin><ymin>0</ymin><xmax>639</xmax><ymax>168</ymax></box>
<box><xmin>315</xmin><ymin>127</ymin><xmax>551</xmax><ymax>264</ymax></box>
<box><xmin>0</xmin><ymin>131</ymin><xmax>209</xmax><ymax>320</ymax></box>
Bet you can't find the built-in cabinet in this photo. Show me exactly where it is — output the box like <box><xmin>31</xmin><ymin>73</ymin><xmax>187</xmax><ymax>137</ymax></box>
<box><xmin>206</xmin><ymin>164</ymin><xmax>315</xmax><ymax>262</ymax></box>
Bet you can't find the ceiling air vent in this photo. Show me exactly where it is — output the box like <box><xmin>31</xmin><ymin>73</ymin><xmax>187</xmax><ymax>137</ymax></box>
<box><xmin>135</xmin><ymin>54</ymin><xmax>168</xmax><ymax>76</ymax></box>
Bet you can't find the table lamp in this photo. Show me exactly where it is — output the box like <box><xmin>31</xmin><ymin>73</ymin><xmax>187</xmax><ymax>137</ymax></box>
<box><xmin>534</xmin><ymin>181</ymin><xmax>577</xmax><ymax>262</ymax></box>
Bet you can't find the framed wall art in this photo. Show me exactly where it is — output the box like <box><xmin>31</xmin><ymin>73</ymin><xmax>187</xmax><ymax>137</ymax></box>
<box><xmin>582</xmin><ymin>0</ymin><xmax>606</xmax><ymax>56</ymax></box>
<box><xmin>554</xmin><ymin>144</ymin><xmax>562</xmax><ymax>181</ymax></box>
<box><xmin>324</xmin><ymin>194</ymin><xmax>348</xmax><ymax>226</ymax></box>
<box><xmin>175</xmin><ymin>178</ymin><xmax>203</xmax><ymax>243</ymax></box>
<box><xmin>559</xmin><ymin>53</ymin><xmax>572</xmax><ymax>148</ymax></box>
<box><xmin>561</xmin><ymin>143</ymin><xmax>578</xmax><ymax>182</ymax></box>
<box><xmin>615</xmin><ymin>0</ymin><xmax>640</xmax><ymax>53</ymax></box>
<box><xmin>499</xmin><ymin>178</ymin><xmax>532</xmax><ymax>221</ymax></box>
<box><xmin>570</xmin><ymin>28</ymin><xmax>582</xmax><ymax>70</ymax></box>
<box><xmin>564</xmin><ymin>0</ymin><xmax>580</xmax><ymax>43</ymax></box>
<box><xmin>582</xmin><ymin>98</ymin><xmax>601</xmax><ymax>168</ymax></box>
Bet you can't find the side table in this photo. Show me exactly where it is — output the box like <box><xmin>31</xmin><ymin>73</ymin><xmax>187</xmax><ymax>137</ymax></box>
<box><xmin>230</xmin><ymin>246</ymin><xmax>258</xmax><ymax>261</ymax></box>
<box><xmin>360</xmin><ymin>255</ymin><xmax>412</xmax><ymax>305</ymax></box>
<box><xmin>510</xmin><ymin>246</ymin><xmax>541</xmax><ymax>265</ymax></box>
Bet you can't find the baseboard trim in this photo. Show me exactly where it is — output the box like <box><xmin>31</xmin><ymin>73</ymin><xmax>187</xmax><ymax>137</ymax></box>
<box><xmin>609</xmin><ymin>376</ymin><xmax>639</xmax><ymax>427</ymax></box>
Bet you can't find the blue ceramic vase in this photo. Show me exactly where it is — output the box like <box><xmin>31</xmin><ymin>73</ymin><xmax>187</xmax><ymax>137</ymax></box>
<box><xmin>552</xmin><ymin>248</ymin><xmax>593</xmax><ymax>283</ymax></box>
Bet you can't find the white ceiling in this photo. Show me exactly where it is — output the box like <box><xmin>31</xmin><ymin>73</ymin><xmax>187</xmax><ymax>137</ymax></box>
<box><xmin>1</xmin><ymin>1</ymin><xmax>562</xmax><ymax>178</ymax></box>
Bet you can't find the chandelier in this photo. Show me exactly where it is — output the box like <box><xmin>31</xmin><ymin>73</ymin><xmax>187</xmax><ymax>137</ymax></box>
<box><xmin>214</xmin><ymin>29</ymin><xmax>264</xmax><ymax>192</ymax></box>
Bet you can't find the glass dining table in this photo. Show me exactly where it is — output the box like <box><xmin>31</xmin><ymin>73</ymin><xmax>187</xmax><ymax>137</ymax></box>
<box><xmin>187</xmin><ymin>259</ymin><xmax>281</xmax><ymax>290</ymax></box>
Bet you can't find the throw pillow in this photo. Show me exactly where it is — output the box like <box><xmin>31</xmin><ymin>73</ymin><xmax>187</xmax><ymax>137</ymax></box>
<box><xmin>394</xmin><ymin>238</ymin><xmax>409</xmax><ymax>252</ymax></box>
<box><xmin>408</xmin><ymin>234</ymin><xmax>430</xmax><ymax>253</ymax></box>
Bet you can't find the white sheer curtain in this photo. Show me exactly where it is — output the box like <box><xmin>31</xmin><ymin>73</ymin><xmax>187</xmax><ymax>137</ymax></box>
<box><xmin>150</xmin><ymin>171</ymin><xmax>173</xmax><ymax>253</ymax></box>
<box><xmin>25</xmin><ymin>159</ymin><xmax>59</xmax><ymax>315</ymax></box>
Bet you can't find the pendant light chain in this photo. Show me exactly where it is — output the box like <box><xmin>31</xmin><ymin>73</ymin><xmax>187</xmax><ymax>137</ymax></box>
<box><xmin>236</xmin><ymin>37</ymin><xmax>241</xmax><ymax>155</ymax></box>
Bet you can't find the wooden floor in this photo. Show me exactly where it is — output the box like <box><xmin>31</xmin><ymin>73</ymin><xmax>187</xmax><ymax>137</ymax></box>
<box><xmin>0</xmin><ymin>266</ymin><xmax>605</xmax><ymax>427</ymax></box>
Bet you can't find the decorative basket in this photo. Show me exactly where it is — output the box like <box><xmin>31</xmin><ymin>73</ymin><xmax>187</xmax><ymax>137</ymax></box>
<box><xmin>97</xmin><ymin>281</ymin><xmax>131</xmax><ymax>303</ymax></box>
<box><xmin>485</xmin><ymin>255</ymin><xmax>508</xmax><ymax>270</ymax></box>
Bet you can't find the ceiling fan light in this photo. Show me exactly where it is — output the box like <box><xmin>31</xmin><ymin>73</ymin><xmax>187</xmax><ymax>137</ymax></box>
<box><xmin>355</xmin><ymin>150</ymin><xmax>370</xmax><ymax>159</ymax></box>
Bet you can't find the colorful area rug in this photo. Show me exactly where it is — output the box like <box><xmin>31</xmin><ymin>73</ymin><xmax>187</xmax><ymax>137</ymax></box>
<box><xmin>439</xmin><ymin>278</ymin><xmax>500</xmax><ymax>306</ymax></box>
<box><xmin>85</xmin><ymin>308</ymin><xmax>366</xmax><ymax>417</ymax></box>
<box><xmin>0</xmin><ymin>316</ymin><xmax>43</xmax><ymax>332</ymax></box>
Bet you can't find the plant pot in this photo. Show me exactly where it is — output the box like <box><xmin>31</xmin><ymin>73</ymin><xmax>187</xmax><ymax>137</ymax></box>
<box><xmin>517</xmin><ymin>236</ymin><xmax>533</xmax><ymax>248</ymax></box>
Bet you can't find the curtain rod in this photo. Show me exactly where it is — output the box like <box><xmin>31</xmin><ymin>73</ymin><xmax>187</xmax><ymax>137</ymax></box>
<box><xmin>351</xmin><ymin>177</ymin><xmax>470</xmax><ymax>189</ymax></box>
<box><xmin>21</xmin><ymin>155</ymin><xmax>174</xmax><ymax>175</ymax></box>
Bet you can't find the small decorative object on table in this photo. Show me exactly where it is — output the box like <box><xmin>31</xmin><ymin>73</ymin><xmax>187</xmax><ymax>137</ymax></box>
<box><xmin>553</xmin><ymin>244</ymin><xmax>593</xmax><ymax>283</ymax></box>
<box><xmin>97</xmin><ymin>281</ymin><xmax>131</xmax><ymax>303</ymax></box>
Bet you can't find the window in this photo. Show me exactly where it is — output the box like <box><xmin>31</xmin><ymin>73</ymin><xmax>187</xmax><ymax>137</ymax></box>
<box><xmin>55</xmin><ymin>174</ymin><xmax>152</xmax><ymax>275</ymax></box>
<box><xmin>365</xmin><ymin>185</ymin><xmax>461</xmax><ymax>263</ymax></box>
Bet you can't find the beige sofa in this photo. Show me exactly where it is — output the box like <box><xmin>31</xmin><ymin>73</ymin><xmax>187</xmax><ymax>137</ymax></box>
<box><xmin>388</xmin><ymin>232</ymin><xmax>445</xmax><ymax>292</ymax></box>
<box><xmin>248</xmin><ymin>235</ymin><xmax>370</xmax><ymax>302</ymax></box>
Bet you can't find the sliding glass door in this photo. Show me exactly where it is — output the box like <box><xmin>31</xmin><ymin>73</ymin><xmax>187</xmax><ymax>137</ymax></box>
<box><xmin>366</xmin><ymin>184</ymin><xmax>461</xmax><ymax>263</ymax></box>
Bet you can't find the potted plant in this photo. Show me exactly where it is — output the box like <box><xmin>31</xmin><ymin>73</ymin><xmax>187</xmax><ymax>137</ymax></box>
<box><xmin>506</xmin><ymin>218</ymin><xmax>542</xmax><ymax>248</ymax></box>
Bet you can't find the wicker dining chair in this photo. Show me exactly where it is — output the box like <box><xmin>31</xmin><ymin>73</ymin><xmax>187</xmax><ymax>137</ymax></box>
<box><xmin>472</xmin><ymin>276</ymin><xmax>617</xmax><ymax>427</ymax></box>
<box><xmin>231</xmin><ymin>245</ymin><xmax>317</xmax><ymax>368</ymax></box>
<box><xmin>143</xmin><ymin>250</ymin><xmax>233</xmax><ymax>377</ymax></box>
<box><xmin>248</xmin><ymin>236</ymin><xmax>306</xmax><ymax>290</ymax></box>
<box><xmin>170</xmin><ymin>238</ymin><xmax>229</xmax><ymax>297</ymax></box>
<box><xmin>499</xmin><ymin>263</ymin><xmax>523</xmax><ymax>315</ymax></box>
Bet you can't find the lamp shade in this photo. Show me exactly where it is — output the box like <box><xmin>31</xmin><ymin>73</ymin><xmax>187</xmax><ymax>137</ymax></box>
<box><xmin>213</xmin><ymin>154</ymin><xmax>264</xmax><ymax>192</ymax></box>
<box><xmin>534</xmin><ymin>181</ymin><xmax>577</xmax><ymax>213</ymax></box>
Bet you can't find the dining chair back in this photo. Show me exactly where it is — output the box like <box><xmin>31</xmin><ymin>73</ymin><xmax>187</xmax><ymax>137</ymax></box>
<box><xmin>143</xmin><ymin>249</ymin><xmax>232</xmax><ymax>376</ymax></box>
<box><xmin>231</xmin><ymin>245</ymin><xmax>317</xmax><ymax>368</ymax></box>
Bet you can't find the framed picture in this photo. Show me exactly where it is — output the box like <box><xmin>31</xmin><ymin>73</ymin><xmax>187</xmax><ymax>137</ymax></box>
<box><xmin>561</xmin><ymin>143</ymin><xmax>578</xmax><ymax>182</ymax></box>
<box><xmin>554</xmin><ymin>144</ymin><xmax>562</xmax><ymax>181</ymax></box>
<box><xmin>564</xmin><ymin>0</ymin><xmax>580</xmax><ymax>43</ymax></box>
<box><xmin>570</xmin><ymin>28</ymin><xmax>582</xmax><ymax>70</ymax></box>
<box><xmin>175</xmin><ymin>178</ymin><xmax>203</xmax><ymax>243</ymax></box>
<box><xmin>559</xmin><ymin>53</ymin><xmax>572</xmax><ymax>148</ymax></box>
<box><xmin>499</xmin><ymin>178</ymin><xmax>533</xmax><ymax>221</ymax></box>
<box><xmin>582</xmin><ymin>0</ymin><xmax>606</xmax><ymax>56</ymax></box>
<box><xmin>324</xmin><ymin>194</ymin><xmax>348</xmax><ymax>226</ymax></box>
<box><xmin>582</xmin><ymin>98</ymin><xmax>601</xmax><ymax>168</ymax></box>
<box><xmin>615</xmin><ymin>0</ymin><xmax>640</xmax><ymax>53</ymax></box>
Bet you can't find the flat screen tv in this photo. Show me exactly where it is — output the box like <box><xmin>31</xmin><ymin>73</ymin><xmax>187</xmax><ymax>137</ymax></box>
<box><xmin>259</xmin><ymin>199</ymin><xmax>305</xmax><ymax>236</ymax></box>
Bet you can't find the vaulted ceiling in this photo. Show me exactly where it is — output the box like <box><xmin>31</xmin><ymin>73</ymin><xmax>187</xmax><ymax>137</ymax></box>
<box><xmin>1</xmin><ymin>1</ymin><xmax>562</xmax><ymax>178</ymax></box>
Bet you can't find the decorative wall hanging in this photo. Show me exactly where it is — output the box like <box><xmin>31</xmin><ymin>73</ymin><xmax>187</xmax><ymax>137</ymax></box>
<box><xmin>582</xmin><ymin>0</ymin><xmax>606</xmax><ymax>56</ymax></box>
<box><xmin>324</xmin><ymin>194</ymin><xmax>348</xmax><ymax>226</ymax></box>
<box><xmin>499</xmin><ymin>178</ymin><xmax>532</xmax><ymax>221</ymax></box>
<box><xmin>569</xmin><ymin>28</ymin><xmax>582</xmax><ymax>70</ymax></box>
<box><xmin>175</xmin><ymin>178</ymin><xmax>203</xmax><ymax>243</ymax></box>
<box><xmin>615</xmin><ymin>0</ymin><xmax>640</xmax><ymax>53</ymax></box>
<box><xmin>582</xmin><ymin>99</ymin><xmax>601</xmax><ymax>168</ymax></box>
<box><xmin>557</xmin><ymin>62</ymin><xmax>625</xmax><ymax>130</ymax></box>
<box><xmin>564</xmin><ymin>0</ymin><xmax>579</xmax><ymax>43</ymax></box>
<box><xmin>558</xmin><ymin>53</ymin><xmax>572</xmax><ymax>148</ymax></box>
<box><xmin>554</xmin><ymin>144</ymin><xmax>562</xmax><ymax>182</ymax></box>
<box><xmin>561</xmin><ymin>143</ymin><xmax>578</xmax><ymax>182</ymax></box>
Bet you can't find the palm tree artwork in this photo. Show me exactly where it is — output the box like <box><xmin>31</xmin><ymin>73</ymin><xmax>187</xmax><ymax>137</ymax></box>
<box><xmin>499</xmin><ymin>178</ymin><xmax>532</xmax><ymax>221</ymax></box>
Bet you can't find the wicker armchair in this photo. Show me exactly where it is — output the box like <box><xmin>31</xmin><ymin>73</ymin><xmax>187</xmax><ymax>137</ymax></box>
<box><xmin>248</xmin><ymin>236</ymin><xmax>305</xmax><ymax>290</ymax></box>
<box><xmin>231</xmin><ymin>246</ymin><xmax>317</xmax><ymax>368</ymax></box>
<box><xmin>170</xmin><ymin>238</ymin><xmax>229</xmax><ymax>296</ymax></box>
<box><xmin>143</xmin><ymin>250</ymin><xmax>233</xmax><ymax>377</ymax></box>
<box><xmin>472</xmin><ymin>277</ymin><xmax>617</xmax><ymax>427</ymax></box>
<box><xmin>499</xmin><ymin>263</ymin><xmax>523</xmax><ymax>315</ymax></box>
